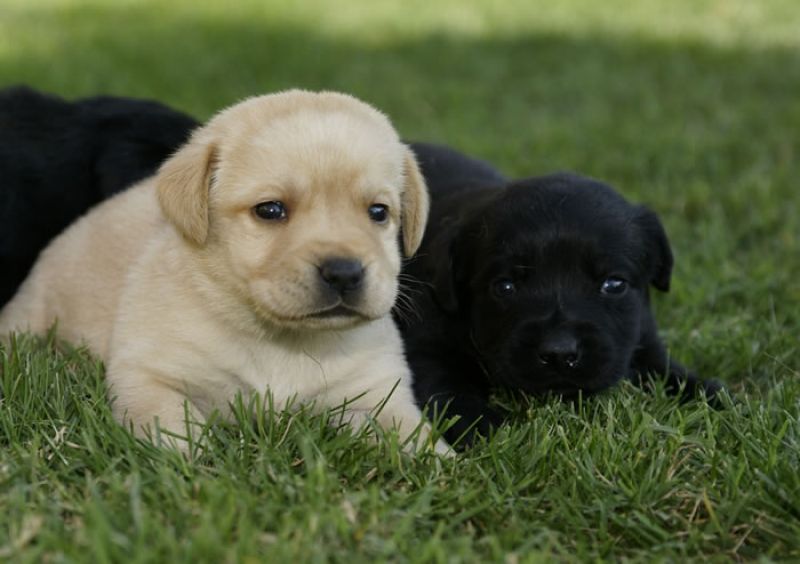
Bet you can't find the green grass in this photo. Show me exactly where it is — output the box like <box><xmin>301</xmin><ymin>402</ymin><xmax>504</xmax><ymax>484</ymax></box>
<box><xmin>1</xmin><ymin>0</ymin><xmax>799</xmax><ymax>560</ymax></box>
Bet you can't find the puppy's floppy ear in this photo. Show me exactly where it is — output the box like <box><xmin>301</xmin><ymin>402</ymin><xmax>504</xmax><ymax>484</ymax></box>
<box><xmin>427</xmin><ymin>186</ymin><xmax>502</xmax><ymax>313</ymax></box>
<box><xmin>636</xmin><ymin>206</ymin><xmax>674</xmax><ymax>292</ymax></box>
<box><xmin>428</xmin><ymin>221</ymin><xmax>462</xmax><ymax>313</ymax></box>
<box><xmin>400</xmin><ymin>147</ymin><xmax>430</xmax><ymax>257</ymax></box>
<box><xmin>156</xmin><ymin>131</ymin><xmax>217</xmax><ymax>246</ymax></box>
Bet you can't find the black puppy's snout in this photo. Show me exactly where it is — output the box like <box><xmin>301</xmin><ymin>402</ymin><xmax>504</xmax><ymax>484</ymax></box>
<box><xmin>318</xmin><ymin>258</ymin><xmax>364</xmax><ymax>294</ymax></box>
<box><xmin>537</xmin><ymin>332</ymin><xmax>581</xmax><ymax>371</ymax></box>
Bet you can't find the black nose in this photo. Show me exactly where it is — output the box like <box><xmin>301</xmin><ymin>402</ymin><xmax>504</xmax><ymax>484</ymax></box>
<box><xmin>537</xmin><ymin>332</ymin><xmax>581</xmax><ymax>371</ymax></box>
<box><xmin>318</xmin><ymin>258</ymin><xmax>364</xmax><ymax>294</ymax></box>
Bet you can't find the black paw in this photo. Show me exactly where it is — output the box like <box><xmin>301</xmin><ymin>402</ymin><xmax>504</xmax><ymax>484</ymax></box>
<box><xmin>677</xmin><ymin>376</ymin><xmax>730</xmax><ymax>408</ymax></box>
<box><xmin>699</xmin><ymin>378</ymin><xmax>732</xmax><ymax>407</ymax></box>
<box><xmin>429</xmin><ymin>398</ymin><xmax>504</xmax><ymax>449</ymax></box>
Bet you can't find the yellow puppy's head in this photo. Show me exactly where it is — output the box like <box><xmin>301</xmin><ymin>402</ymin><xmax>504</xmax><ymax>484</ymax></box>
<box><xmin>156</xmin><ymin>90</ymin><xmax>428</xmax><ymax>330</ymax></box>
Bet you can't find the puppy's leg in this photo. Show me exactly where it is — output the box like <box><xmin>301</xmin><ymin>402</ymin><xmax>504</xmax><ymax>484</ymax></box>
<box><xmin>0</xmin><ymin>272</ymin><xmax>54</xmax><ymax>339</ymax></box>
<box><xmin>371</xmin><ymin>386</ymin><xmax>454</xmax><ymax>456</ymax></box>
<box><xmin>407</xmin><ymin>342</ymin><xmax>503</xmax><ymax>448</ymax></box>
<box><xmin>630</xmin><ymin>312</ymin><xmax>723</xmax><ymax>402</ymax></box>
<box><xmin>424</xmin><ymin>391</ymin><xmax>503</xmax><ymax>448</ymax></box>
<box><xmin>326</xmin><ymin>374</ymin><xmax>452</xmax><ymax>456</ymax></box>
<box><xmin>0</xmin><ymin>258</ymin><xmax>34</xmax><ymax>310</ymax></box>
<box><xmin>108</xmin><ymin>373</ymin><xmax>207</xmax><ymax>452</ymax></box>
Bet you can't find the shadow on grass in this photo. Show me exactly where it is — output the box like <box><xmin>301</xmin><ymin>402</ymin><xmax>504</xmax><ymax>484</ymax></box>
<box><xmin>0</xmin><ymin>3</ymin><xmax>797</xmax><ymax>382</ymax></box>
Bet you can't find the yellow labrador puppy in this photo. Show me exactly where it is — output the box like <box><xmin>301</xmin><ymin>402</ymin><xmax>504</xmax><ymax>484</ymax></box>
<box><xmin>0</xmin><ymin>90</ymin><xmax>447</xmax><ymax>454</ymax></box>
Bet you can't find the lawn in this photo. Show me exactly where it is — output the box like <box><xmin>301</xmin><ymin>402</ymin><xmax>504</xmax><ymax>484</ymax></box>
<box><xmin>1</xmin><ymin>0</ymin><xmax>799</xmax><ymax>560</ymax></box>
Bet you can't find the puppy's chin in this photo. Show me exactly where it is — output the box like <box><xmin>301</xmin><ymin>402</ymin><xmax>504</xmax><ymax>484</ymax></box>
<box><xmin>248</xmin><ymin>295</ymin><xmax>394</xmax><ymax>332</ymax></box>
<box><xmin>243</xmin><ymin>276</ymin><xmax>399</xmax><ymax>332</ymax></box>
<box><xmin>491</xmin><ymin>359</ymin><xmax>626</xmax><ymax>399</ymax></box>
<box><xmin>516</xmin><ymin>375</ymin><xmax>621</xmax><ymax>398</ymax></box>
<box><xmin>287</xmin><ymin>307</ymin><xmax>376</xmax><ymax>331</ymax></box>
<box><xmin>250</xmin><ymin>303</ymin><xmax>371</xmax><ymax>331</ymax></box>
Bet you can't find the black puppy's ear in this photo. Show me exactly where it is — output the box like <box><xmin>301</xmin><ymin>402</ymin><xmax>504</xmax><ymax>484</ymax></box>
<box><xmin>90</xmin><ymin>108</ymin><xmax>198</xmax><ymax>198</ymax></box>
<box><xmin>428</xmin><ymin>221</ymin><xmax>462</xmax><ymax>313</ymax></box>
<box><xmin>636</xmin><ymin>206</ymin><xmax>673</xmax><ymax>292</ymax></box>
<box><xmin>93</xmin><ymin>138</ymin><xmax>178</xmax><ymax>197</ymax></box>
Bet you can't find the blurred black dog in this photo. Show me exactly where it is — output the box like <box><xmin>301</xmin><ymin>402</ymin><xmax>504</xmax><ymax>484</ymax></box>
<box><xmin>403</xmin><ymin>143</ymin><xmax>722</xmax><ymax>445</ymax></box>
<box><xmin>0</xmin><ymin>86</ymin><xmax>198</xmax><ymax>306</ymax></box>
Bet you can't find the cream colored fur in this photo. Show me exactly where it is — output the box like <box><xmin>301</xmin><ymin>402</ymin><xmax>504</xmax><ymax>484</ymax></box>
<box><xmin>0</xmin><ymin>90</ymin><xmax>446</xmax><ymax>454</ymax></box>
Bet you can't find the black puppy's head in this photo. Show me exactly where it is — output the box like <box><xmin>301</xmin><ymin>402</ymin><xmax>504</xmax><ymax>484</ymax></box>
<box><xmin>432</xmin><ymin>173</ymin><xmax>673</xmax><ymax>396</ymax></box>
<box><xmin>78</xmin><ymin>95</ymin><xmax>199</xmax><ymax>197</ymax></box>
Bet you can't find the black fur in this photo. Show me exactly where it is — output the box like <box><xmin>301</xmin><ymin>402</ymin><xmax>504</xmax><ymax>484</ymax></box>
<box><xmin>0</xmin><ymin>86</ymin><xmax>199</xmax><ymax>306</ymax></box>
<box><xmin>403</xmin><ymin>143</ymin><xmax>722</xmax><ymax>446</ymax></box>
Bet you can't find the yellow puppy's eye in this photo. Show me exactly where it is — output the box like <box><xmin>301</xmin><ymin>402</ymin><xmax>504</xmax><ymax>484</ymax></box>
<box><xmin>368</xmin><ymin>204</ymin><xmax>389</xmax><ymax>224</ymax></box>
<box><xmin>254</xmin><ymin>201</ymin><xmax>287</xmax><ymax>221</ymax></box>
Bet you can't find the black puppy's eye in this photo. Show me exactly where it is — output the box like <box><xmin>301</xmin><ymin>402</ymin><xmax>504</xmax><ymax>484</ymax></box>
<box><xmin>368</xmin><ymin>204</ymin><xmax>389</xmax><ymax>224</ymax></box>
<box><xmin>254</xmin><ymin>201</ymin><xmax>287</xmax><ymax>221</ymax></box>
<box><xmin>493</xmin><ymin>279</ymin><xmax>516</xmax><ymax>297</ymax></box>
<box><xmin>600</xmin><ymin>277</ymin><xmax>628</xmax><ymax>296</ymax></box>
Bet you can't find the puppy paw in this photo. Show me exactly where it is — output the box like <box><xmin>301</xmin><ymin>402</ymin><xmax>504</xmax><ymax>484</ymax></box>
<box><xmin>699</xmin><ymin>378</ymin><xmax>735</xmax><ymax>408</ymax></box>
<box><xmin>443</xmin><ymin>406</ymin><xmax>504</xmax><ymax>450</ymax></box>
<box><xmin>675</xmin><ymin>376</ymin><xmax>732</xmax><ymax>408</ymax></box>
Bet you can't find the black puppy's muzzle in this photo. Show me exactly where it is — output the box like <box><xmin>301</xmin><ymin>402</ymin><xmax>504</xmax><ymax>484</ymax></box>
<box><xmin>499</xmin><ymin>319</ymin><xmax>619</xmax><ymax>394</ymax></box>
<box><xmin>537</xmin><ymin>331</ymin><xmax>581</xmax><ymax>372</ymax></box>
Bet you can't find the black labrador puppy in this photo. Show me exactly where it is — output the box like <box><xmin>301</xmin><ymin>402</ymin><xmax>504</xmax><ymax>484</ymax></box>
<box><xmin>402</xmin><ymin>143</ymin><xmax>722</xmax><ymax>445</ymax></box>
<box><xmin>0</xmin><ymin>86</ymin><xmax>198</xmax><ymax>306</ymax></box>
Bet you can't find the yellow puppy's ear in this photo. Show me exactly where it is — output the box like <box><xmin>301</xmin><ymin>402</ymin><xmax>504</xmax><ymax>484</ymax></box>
<box><xmin>400</xmin><ymin>147</ymin><xmax>430</xmax><ymax>257</ymax></box>
<box><xmin>156</xmin><ymin>132</ymin><xmax>217</xmax><ymax>246</ymax></box>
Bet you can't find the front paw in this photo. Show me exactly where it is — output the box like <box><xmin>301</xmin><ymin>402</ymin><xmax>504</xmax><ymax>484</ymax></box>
<box><xmin>440</xmin><ymin>402</ymin><xmax>504</xmax><ymax>449</ymax></box>
<box><xmin>697</xmin><ymin>378</ymin><xmax>731</xmax><ymax>407</ymax></box>
<box><xmin>675</xmin><ymin>375</ymin><xmax>730</xmax><ymax>407</ymax></box>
